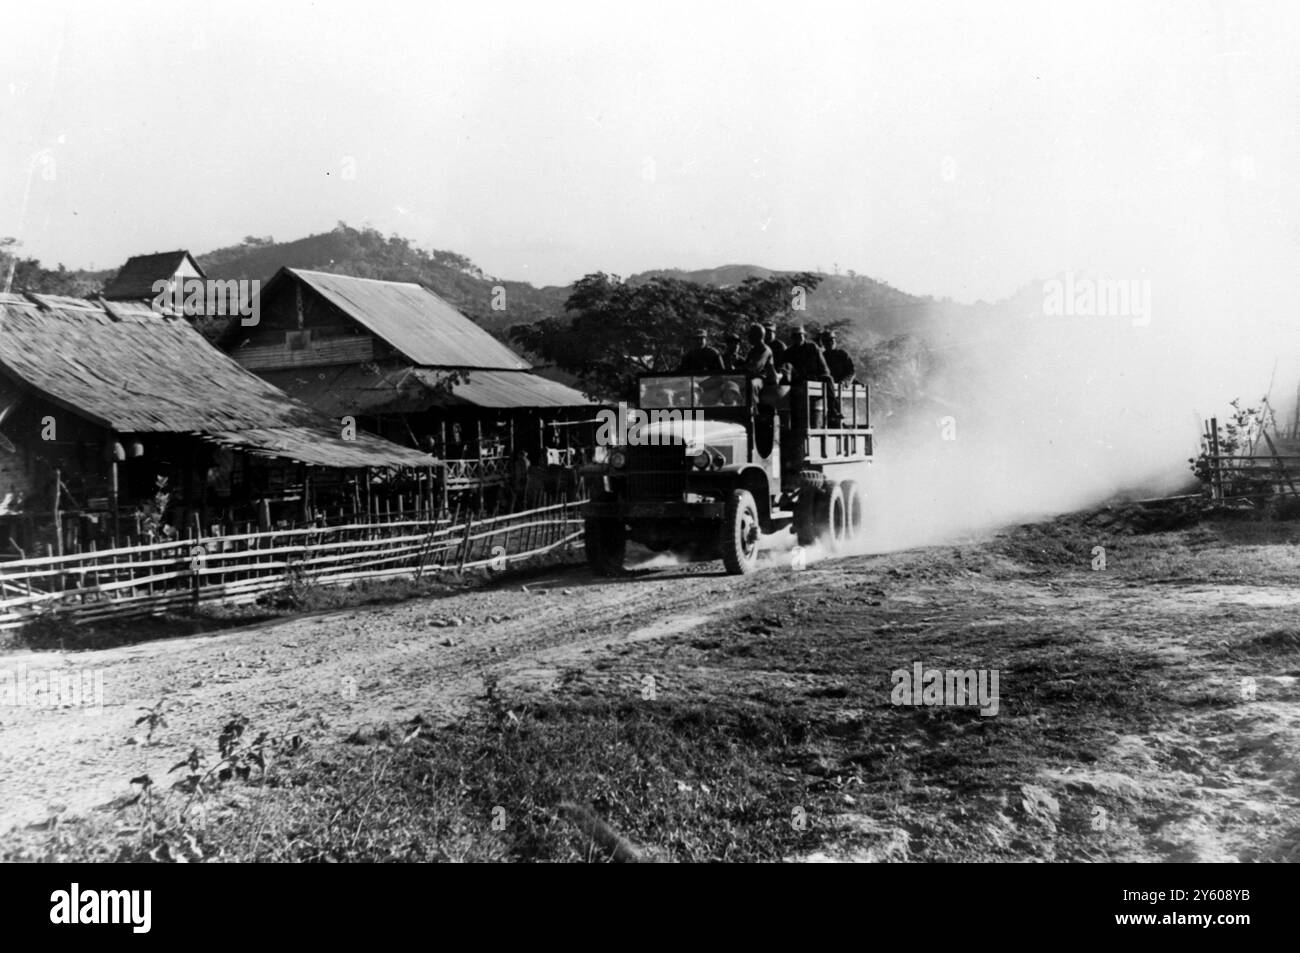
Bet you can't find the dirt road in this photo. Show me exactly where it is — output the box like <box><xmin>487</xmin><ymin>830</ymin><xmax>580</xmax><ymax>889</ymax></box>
<box><xmin>0</xmin><ymin>547</ymin><xmax>826</xmax><ymax>830</ymax></box>
<box><xmin>3</xmin><ymin>518</ymin><xmax>1299</xmax><ymax>862</ymax></box>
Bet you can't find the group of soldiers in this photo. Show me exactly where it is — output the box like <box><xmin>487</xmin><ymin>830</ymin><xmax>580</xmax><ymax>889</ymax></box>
<box><xmin>678</xmin><ymin>323</ymin><xmax>856</xmax><ymax>387</ymax></box>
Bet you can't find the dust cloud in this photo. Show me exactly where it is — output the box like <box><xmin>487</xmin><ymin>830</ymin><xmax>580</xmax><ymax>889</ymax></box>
<box><xmin>858</xmin><ymin>230</ymin><xmax>1300</xmax><ymax>554</ymax></box>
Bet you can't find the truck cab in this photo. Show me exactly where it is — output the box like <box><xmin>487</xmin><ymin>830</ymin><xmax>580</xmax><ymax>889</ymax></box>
<box><xmin>582</xmin><ymin>372</ymin><xmax>873</xmax><ymax>574</ymax></box>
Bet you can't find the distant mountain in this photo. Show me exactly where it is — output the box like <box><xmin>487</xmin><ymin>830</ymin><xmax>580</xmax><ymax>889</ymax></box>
<box><xmin>195</xmin><ymin>227</ymin><xmax>980</xmax><ymax>344</ymax></box>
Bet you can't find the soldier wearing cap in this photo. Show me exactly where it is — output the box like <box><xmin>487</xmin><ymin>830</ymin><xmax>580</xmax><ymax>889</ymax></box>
<box><xmin>819</xmin><ymin>329</ymin><xmax>855</xmax><ymax>384</ymax></box>
<box><xmin>742</xmin><ymin>323</ymin><xmax>777</xmax><ymax>385</ymax></box>
<box><xmin>785</xmin><ymin>325</ymin><xmax>832</xmax><ymax>383</ymax></box>
<box><xmin>764</xmin><ymin>323</ymin><xmax>787</xmax><ymax>373</ymax></box>
<box><xmin>721</xmin><ymin>333</ymin><xmax>743</xmax><ymax>371</ymax></box>
<box><xmin>677</xmin><ymin>328</ymin><xmax>726</xmax><ymax>374</ymax></box>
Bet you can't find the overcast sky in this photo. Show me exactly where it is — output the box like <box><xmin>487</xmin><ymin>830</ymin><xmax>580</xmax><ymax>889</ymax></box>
<box><xmin>4</xmin><ymin>0</ymin><xmax>1299</xmax><ymax>306</ymax></box>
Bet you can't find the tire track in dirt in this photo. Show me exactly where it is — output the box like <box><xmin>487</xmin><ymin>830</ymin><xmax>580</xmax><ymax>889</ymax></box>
<box><xmin>0</xmin><ymin>552</ymin><xmax>865</xmax><ymax>831</ymax></box>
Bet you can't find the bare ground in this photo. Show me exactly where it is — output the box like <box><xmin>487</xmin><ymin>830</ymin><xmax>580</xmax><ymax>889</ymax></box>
<box><xmin>2</xmin><ymin>511</ymin><xmax>1299</xmax><ymax>862</ymax></box>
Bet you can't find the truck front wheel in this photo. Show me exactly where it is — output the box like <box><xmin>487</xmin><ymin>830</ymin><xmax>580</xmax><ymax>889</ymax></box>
<box><xmin>720</xmin><ymin>489</ymin><xmax>762</xmax><ymax>575</ymax></box>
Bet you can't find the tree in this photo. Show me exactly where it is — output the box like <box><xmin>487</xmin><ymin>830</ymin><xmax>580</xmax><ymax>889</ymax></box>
<box><xmin>510</xmin><ymin>271</ymin><xmax>822</xmax><ymax>399</ymax></box>
<box><xmin>0</xmin><ymin>237</ymin><xmax>93</xmax><ymax>296</ymax></box>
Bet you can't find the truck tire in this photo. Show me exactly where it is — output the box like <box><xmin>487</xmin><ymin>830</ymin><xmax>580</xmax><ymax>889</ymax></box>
<box><xmin>720</xmin><ymin>489</ymin><xmax>762</xmax><ymax>575</ymax></box>
<box><xmin>794</xmin><ymin>490</ymin><xmax>818</xmax><ymax>547</ymax></box>
<box><xmin>816</xmin><ymin>482</ymin><xmax>848</xmax><ymax>554</ymax></box>
<box><xmin>797</xmin><ymin>469</ymin><xmax>826</xmax><ymax>491</ymax></box>
<box><xmin>584</xmin><ymin>494</ymin><xmax>625</xmax><ymax>576</ymax></box>
<box><xmin>840</xmin><ymin>479</ymin><xmax>865</xmax><ymax>542</ymax></box>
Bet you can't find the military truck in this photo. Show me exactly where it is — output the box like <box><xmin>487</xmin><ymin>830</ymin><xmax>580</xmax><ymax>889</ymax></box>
<box><xmin>581</xmin><ymin>373</ymin><xmax>873</xmax><ymax>574</ymax></box>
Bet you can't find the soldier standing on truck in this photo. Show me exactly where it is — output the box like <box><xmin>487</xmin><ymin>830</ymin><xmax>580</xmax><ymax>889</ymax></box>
<box><xmin>819</xmin><ymin>329</ymin><xmax>856</xmax><ymax>384</ymax></box>
<box><xmin>677</xmin><ymin>329</ymin><xmax>726</xmax><ymax>374</ymax></box>
<box><xmin>743</xmin><ymin>324</ymin><xmax>777</xmax><ymax>383</ymax></box>
<box><xmin>739</xmin><ymin>323</ymin><xmax>777</xmax><ymax>405</ymax></box>
<box><xmin>764</xmin><ymin>323</ymin><xmax>788</xmax><ymax>379</ymax></box>
<box><xmin>721</xmin><ymin>333</ymin><xmax>743</xmax><ymax>371</ymax></box>
<box><xmin>787</xmin><ymin>326</ymin><xmax>841</xmax><ymax>427</ymax></box>
<box><xmin>785</xmin><ymin>326</ymin><xmax>833</xmax><ymax>383</ymax></box>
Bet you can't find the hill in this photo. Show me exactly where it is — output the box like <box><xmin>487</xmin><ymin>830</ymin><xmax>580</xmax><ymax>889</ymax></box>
<box><xmin>198</xmin><ymin>226</ymin><xmax>567</xmax><ymax>334</ymax></box>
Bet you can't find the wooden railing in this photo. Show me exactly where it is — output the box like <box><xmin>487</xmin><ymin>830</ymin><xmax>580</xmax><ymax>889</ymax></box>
<box><xmin>0</xmin><ymin>500</ymin><xmax>585</xmax><ymax>631</ymax></box>
<box><xmin>439</xmin><ymin>453</ymin><xmax>509</xmax><ymax>489</ymax></box>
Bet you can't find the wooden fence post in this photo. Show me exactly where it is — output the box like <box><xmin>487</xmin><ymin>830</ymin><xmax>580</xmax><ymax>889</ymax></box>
<box><xmin>1209</xmin><ymin>416</ymin><xmax>1223</xmax><ymax>503</ymax></box>
<box><xmin>457</xmin><ymin>512</ymin><xmax>475</xmax><ymax>574</ymax></box>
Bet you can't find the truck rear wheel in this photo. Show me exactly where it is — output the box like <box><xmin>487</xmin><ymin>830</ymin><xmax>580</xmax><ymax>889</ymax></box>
<box><xmin>840</xmin><ymin>479</ymin><xmax>865</xmax><ymax>542</ymax></box>
<box><xmin>816</xmin><ymin>482</ymin><xmax>848</xmax><ymax>553</ymax></box>
<box><xmin>584</xmin><ymin>495</ymin><xmax>625</xmax><ymax>576</ymax></box>
<box><xmin>720</xmin><ymin>489</ymin><xmax>761</xmax><ymax>575</ymax></box>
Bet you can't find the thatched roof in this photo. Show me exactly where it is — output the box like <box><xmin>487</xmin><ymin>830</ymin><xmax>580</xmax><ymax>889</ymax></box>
<box><xmin>0</xmin><ymin>293</ymin><xmax>432</xmax><ymax>469</ymax></box>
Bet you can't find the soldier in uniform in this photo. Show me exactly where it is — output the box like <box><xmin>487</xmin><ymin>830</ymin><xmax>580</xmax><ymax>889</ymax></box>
<box><xmin>764</xmin><ymin>323</ymin><xmax>787</xmax><ymax>378</ymax></box>
<box><xmin>785</xmin><ymin>326</ymin><xmax>833</xmax><ymax>383</ymax></box>
<box><xmin>677</xmin><ymin>329</ymin><xmax>726</xmax><ymax>374</ymax></box>
<box><xmin>786</xmin><ymin>326</ymin><xmax>840</xmax><ymax>428</ymax></box>
<box><xmin>819</xmin><ymin>329</ymin><xmax>856</xmax><ymax>384</ymax></box>
<box><xmin>742</xmin><ymin>323</ymin><xmax>777</xmax><ymax>384</ymax></box>
<box><xmin>721</xmin><ymin>333</ymin><xmax>743</xmax><ymax>371</ymax></box>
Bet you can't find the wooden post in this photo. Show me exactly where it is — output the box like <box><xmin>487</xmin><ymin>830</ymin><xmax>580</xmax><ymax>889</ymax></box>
<box><xmin>1208</xmin><ymin>417</ymin><xmax>1223</xmax><ymax>503</ymax></box>
<box><xmin>108</xmin><ymin>460</ymin><xmax>120</xmax><ymax>546</ymax></box>
<box><xmin>299</xmin><ymin>466</ymin><xmax>310</xmax><ymax>525</ymax></box>
<box><xmin>457</xmin><ymin>511</ymin><xmax>475</xmax><ymax>574</ymax></box>
<box><xmin>52</xmin><ymin>467</ymin><xmax>63</xmax><ymax>557</ymax></box>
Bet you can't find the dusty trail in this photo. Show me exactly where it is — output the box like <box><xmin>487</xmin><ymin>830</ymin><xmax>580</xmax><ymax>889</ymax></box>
<box><xmin>3</xmin><ymin>522</ymin><xmax>1299</xmax><ymax>864</ymax></box>
<box><xmin>0</xmin><ymin>549</ymin><xmax>841</xmax><ymax>830</ymax></box>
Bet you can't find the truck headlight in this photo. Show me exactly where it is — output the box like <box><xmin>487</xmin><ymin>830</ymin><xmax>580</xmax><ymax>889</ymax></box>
<box><xmin>611</xmin><ymin>450</ymin><xmax>628</xmax><ymax>469</ymax></box>
<box><xmin>693</xmin><ymin>450</ymin><xmax>711</xmax><ymax>469</ymax></box>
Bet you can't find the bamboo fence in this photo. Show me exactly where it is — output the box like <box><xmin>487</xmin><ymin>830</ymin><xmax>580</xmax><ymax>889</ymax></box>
<box><xmin>0</xmin><ymin>498</ymin><xmax>585</xmax><ymax>631</ymax></box>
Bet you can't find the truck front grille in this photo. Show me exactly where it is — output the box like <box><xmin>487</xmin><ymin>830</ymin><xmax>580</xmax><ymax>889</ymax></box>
<box><xmin>625</xmin><ymin>472</ymin><xmax>687</xmax><ymax>500</ymax></box>
<box><xmin>620</xmin><ymin>445</ymin><xmax>688</xmax><ymax>500</ymax></box>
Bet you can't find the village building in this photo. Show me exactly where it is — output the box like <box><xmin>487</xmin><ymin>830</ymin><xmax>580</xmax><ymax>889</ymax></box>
<box><xmin>223</xmin><ymin>268</ymin><xmax>597</xmax><ymax>510</ymax></box>
<box><xmin>101</xmin><ymin>249</ymin><xmax>206</xmax><ymax>302</ymax></box>
<box><xmin>0</xmin><ymin>292</ymin><xmax>434</xmax><ymax>557</ymax></box>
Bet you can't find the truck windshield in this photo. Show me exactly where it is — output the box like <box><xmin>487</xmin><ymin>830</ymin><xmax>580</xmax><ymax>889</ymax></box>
<box><xmin>639</xmin><ymin>375</ymin><xmax>746</xmax><ymax>409</ymax></box>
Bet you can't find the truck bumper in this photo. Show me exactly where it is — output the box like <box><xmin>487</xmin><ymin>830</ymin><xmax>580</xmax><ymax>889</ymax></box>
<box><xmin>582</xmin><ymin>500</ymin><xmax>725</xmax><ymax>520</ymax></box>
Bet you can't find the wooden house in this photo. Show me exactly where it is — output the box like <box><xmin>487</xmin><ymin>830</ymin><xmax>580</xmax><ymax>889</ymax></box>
<box><xmin>102</xmin><ymin>250</ymin><xmax>206</xmax><ymax>301</ymax></box>
<box><xmin>224</xmin><ymin>268</ymin><xmax>597</xmax><ymax>509</ymax></box>
<box><xmin>0</xmin><ymin>292</ymin><xmax>434</xmax><ymax>556</ymax></box>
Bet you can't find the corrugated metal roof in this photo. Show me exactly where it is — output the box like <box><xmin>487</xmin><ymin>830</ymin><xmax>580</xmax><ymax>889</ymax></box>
<box><xmin>422</xmin><ymin>369</ymin><xmax>594</xmax><ymax>408</ymax></box>
<box><xmin>0</xmin><ymin>293</ymin><xmax>432</xmax><ymax>469</ymax></box>
<box><xmin>286</xmin><ymin>269</ymin><xmax>530</xmax><ymax>369</ymax></box>
<box><xmin>102</xmin><ymin>250</ymin><xmax>204</xmax><ymax>300</ymax></box>
<box><xmin>260</xmin><ymin>364</ymin><xmax>593</xmax><ymax>416</ymax></box>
